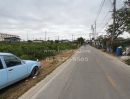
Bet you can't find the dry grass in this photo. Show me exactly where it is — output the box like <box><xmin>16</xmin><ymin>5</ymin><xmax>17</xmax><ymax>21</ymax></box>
<box><xmin>0</xmin><ymin>50</ymin><xmax>75</xmax><ymax>99</ymax></box>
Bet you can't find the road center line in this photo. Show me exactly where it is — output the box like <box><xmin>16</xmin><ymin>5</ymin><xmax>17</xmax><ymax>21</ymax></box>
<box><xmin>106</xmin><ymin>74</ymin><xmax>117</xmax><ymax>88</ymax></box>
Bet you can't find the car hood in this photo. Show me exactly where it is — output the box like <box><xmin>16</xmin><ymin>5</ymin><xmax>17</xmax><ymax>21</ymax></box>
<box><xmin>22</xmin><ymin>60</ymin><xmax>41</xmax><ymax>67</ymax></box>
<box><xmin>23</xmin><ymin>60</ymin><xmax>37</xmax><ymax>63</ymax></box>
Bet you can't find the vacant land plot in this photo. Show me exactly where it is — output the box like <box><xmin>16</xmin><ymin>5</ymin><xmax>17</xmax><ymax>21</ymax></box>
<box><xmin>0</xmin><ymin>42</ymin><xmax>78</xmax><ymax>60</ymax></box>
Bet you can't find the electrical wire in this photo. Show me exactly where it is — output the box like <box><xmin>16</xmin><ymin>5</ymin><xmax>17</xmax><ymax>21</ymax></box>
<box><xmin>95</xmin><ymin>0</ymin><xmax>106</xmax><ymax>22</ymax></box>
<box><xmin>98</xmin><ymin>11</ymin><xmax>110</xmax><ymax>28</ymax></box>
<box><xmin>109</xmin><ymin>0</ymin><xmax>113</xmax><ymax>6</ymax></box>
<box><xmin>94</xmin><ymin>0</ymin><xmax>113</xmax><ymax>34</ymax></box>
<box><xmin>99</xmin><ymin>17</ymin><xmax>112</xmax><ymax>33</ymax></box>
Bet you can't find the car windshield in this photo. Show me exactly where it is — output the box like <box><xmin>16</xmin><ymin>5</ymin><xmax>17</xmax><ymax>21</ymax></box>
<box><xmin>0</xmin><ymin>58</ymin><xmax>3</xmax><ymax>69</ymax></box>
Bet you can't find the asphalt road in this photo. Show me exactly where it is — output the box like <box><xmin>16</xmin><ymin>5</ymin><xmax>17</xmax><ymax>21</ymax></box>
<box><xmin>21</xmin><ymin>45</ymin><xmax>130</xmax><ymax>99</ymax></box>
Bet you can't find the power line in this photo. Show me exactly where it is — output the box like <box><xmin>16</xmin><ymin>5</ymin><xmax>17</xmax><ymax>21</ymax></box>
<box><xmin>98</xmin><ymin>11</ymin><xmax>110</xmax><ymax>28</ymax></box>
<box><xmin>97</xmin><ymin>0</ymin><xmax>113</xmax><ymax>29</ymax></box>
<box><xmin>95</xmin><ymin>0</ymin><xmax>106</xmax><ymax>22</ymax></box>
<box><xmin>97</xmin><ymin>7</ymin><xmax>112</xmax><ymax>32</ymax></box>
<box><xmin>109</xmin><ymin>0</ymin><xmax>113</xmax><ymax>6</ymax></box>
<box><xmin>92</xmin><ymin>0</ymin><xmax>114</xmax><ymax>37</ymax></box>
<box><xmin>92</xmin><ymin>0</ymin><xmax>106</xmax><ymax>39</ymax></box>
<box><xmin>45</xmin><ymin>31</ymin><xmax>47</xmax><ymax>41</ymax></box>
<box><xmin>98</xmin><ymin>17</ymin><xmax>112</xmax><ymax>33</ymax></box>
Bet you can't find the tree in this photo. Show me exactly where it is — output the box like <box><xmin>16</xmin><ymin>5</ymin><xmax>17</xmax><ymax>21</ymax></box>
<box><xmin>104</xmin><ymin>1</ymin><xmax>130</xmax><ymax>52</ymax></box>
<box><xmin>124</xmin><ymin>9</ymin><xmax>130</xmax><ymax>32</ymax></box>
<box><xmin>106</xmin><ymin>6</ymin><xmax>130</xmax><ymax>39</ymax></box>
<box><xmin>96</xmin><ymin>35</ymin><xmax>112</xmax><ymax>49</ymax></box>
<box><xmin>77</xmin><ymin>37</ymin><xmax>85</xmax><ymax>45</ymax></box>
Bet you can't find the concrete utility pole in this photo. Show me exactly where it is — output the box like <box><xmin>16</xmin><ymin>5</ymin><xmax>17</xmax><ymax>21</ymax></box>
<box><xmin>27</xmin><ymin>32</ymin><xmax>29</xmax><ymax>41</ymax></box>
<box><xmin>89</xmin><ymin>33</ymin><xmax>92</xmax><ymax>40</ymax></box>
<box><xmin>45</xmin><ymin>31</ymin><xmax>47</xmax><ymax>41</ymax></box>
<box><xmin>48</xmin><ymin>37</ymin><xmax>50</xmax><ymax>41</ymax></box>
<box><xmin>112</xmin><ymin>0</ymin><xmax>116</xmax><ymax>41</ymax></box>
<box><xmin>72</xmin><ymin>35</ymin><xmax>74</xmax><ymax>41</ymax></box>
<box><xmin>91</xmin><ymin>25</ymin><xmax>95</xmax><ymax>39</ymax></box>
<box><xmin>95</xmin><ymin>21</ymin><xmax>97</xmax><ymax>39</ymax></box>
<box><xmin>58</xmin><ymin>36</ymin><xmax>59</xmax><ymax>41</ymax></box>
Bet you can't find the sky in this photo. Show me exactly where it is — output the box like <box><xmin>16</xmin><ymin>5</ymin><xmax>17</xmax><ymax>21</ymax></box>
<box><xmin>0</xmin><ymin>0</ymin><xmax>126</xmax><ymax>40</ymax></box>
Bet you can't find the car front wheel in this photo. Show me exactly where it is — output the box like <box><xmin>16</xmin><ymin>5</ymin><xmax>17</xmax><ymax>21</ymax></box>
<box><xmin>30</xmin><ymin>67</ymin><xmax>39</xmax><ymax>77</ymax></box>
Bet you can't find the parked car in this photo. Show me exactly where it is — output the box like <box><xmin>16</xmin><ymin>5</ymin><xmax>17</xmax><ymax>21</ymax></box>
<box><xmin>0</xmin><ymin>53</ymin><xmax>41</xmax><ymax>89</ymax></box>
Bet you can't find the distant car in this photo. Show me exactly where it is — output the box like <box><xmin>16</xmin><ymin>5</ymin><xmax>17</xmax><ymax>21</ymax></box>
<box><xmin>0</xmin><ymin>53</ymin><xmax>41</xmax><ymax>89</ymax></box>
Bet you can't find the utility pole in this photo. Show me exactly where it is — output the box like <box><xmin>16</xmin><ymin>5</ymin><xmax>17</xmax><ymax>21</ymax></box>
<box><xmin>89</xmin><ymin>33</ymin><xmax>92</xmax><ymax>40</ymax></box>
<box><xmin>112</xmin><ymin>0</ymin><xmax>116</xmax><ymax>41</ymax></box>
<box><xmin>72</xmin><ymin>34</ymin><xmax>74</xmax><ymax>41</ymax></box>
<box><xmin>95</xmin><ymin>21</ymin><xmax>97</xmax><ymax>39</ymax></box>
<box><xmin>27</xmin><ymin>32</ymin><xmax>29</xmax><ymax>41</ymax></box>
<box><xmin>91</xmin><ymin>25</ymin><xmax>94</xmax><ymax>39</ymax></box>
<box><xmin>48</xmin><ymin>37</ymin><xmax>50</xmax><ymax>41</ymax></box>
<box><xmin>58</xmin><ymin>36</ymin><xmax>59</xmax><ymax>41</ymax></box>
<box><xmin>45</xmin><ymin>31</ymin><xmax>47</xmax><ymax>41</ymax></box>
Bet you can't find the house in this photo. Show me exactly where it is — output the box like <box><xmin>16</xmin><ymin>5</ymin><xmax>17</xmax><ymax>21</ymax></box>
<box><xmin>4</xmin><ymin>37</ymin><xmax>20</xmax><ymax>43</ymax></box>
<box><xmin>0</xmin><ymin>33</ymin><xmax>20</xmax><ymax>42</ymax></box>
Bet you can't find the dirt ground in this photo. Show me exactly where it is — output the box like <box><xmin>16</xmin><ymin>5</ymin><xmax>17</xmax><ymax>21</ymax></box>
<box><xmin>0</xmin><ymin>50</ymin><xmax>75</xmax><ymax>99</ymax></box>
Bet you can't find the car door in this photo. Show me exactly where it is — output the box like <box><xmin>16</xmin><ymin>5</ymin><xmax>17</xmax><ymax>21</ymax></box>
<box><xmin>3</xmin><ymin>55</ymin><xmax>28</xmax><ymax>83</ymax></box>
<box><xmin>0</xmin><ymin>57</ymin><xmax>8</xmax><ymax>89</ymax></box>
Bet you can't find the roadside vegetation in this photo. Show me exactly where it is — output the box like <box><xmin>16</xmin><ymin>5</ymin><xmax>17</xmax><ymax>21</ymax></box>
<box><xmin>0</xmin><ymin>42</ymin><xmax>78</xmax><ymax>60</ymax></box>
